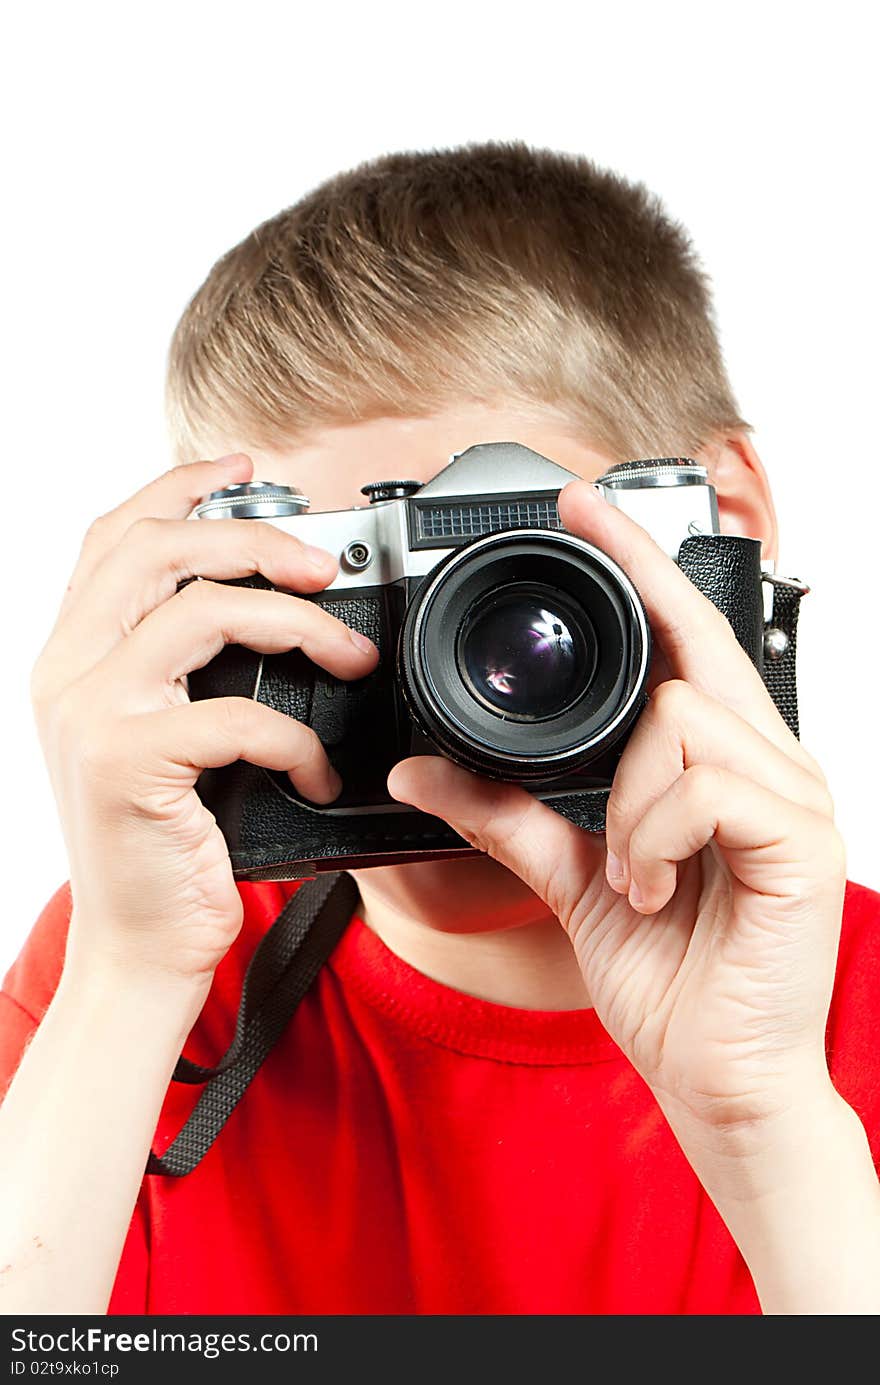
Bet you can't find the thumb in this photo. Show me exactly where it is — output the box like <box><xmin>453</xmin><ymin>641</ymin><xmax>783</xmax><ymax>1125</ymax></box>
<box><xmin>387</xmin><ymin>756</ymin><xmax>605</xmax><ymax>927</ymax></box>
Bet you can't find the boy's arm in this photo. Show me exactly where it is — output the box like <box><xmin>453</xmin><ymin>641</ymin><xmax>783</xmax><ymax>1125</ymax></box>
<box><xmin>667</xmin><ymin>1083</ymin><xmax>880</xmax><ymax>1315</ymax></box>
<box><xmin>0</xmin><ymin>954</ymin><xmax>204</xmax><ymax>1313</ymax></box>
<box><xmin>389</xmin><ymin>477</ymin><xmax>880</xmax><ymax>1315</ymax></box>
<box><xmin>0</xmin><ymin>454</ymin><xmax>377</xmax><ymax>1314</ymax></box>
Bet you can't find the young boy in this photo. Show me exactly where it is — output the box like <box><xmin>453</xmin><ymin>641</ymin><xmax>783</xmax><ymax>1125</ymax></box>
<box><xmin>2</xmin><ymin>141</ymin><xmax>879</xmax><ymax>1316</ymax></box>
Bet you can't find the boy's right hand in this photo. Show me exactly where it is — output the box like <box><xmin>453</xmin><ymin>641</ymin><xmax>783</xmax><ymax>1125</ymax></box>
<box><xmin>30</xmin><ymin>454</ymin><xmax>378</xmax><ymax>997</ymax></box>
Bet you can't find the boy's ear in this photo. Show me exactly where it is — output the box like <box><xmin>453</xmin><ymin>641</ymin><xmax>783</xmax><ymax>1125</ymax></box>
<box><xmin>697</xmin><ymin>432</ymin><xmax>779</xmax><ymax>563</ymax></box>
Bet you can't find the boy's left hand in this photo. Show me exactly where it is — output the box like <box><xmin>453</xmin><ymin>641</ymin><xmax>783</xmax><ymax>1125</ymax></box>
<box><xmin>388</xmin><ymin>479</ymin><xmax>845</xmax><ymax>1145</ymax></box>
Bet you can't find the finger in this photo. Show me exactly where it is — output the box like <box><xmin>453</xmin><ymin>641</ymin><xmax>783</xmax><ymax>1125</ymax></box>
<box><xmin>387</xmin><ymin>756</ymin><xmax>604</xmax><ymax>929</ymax></box>
<box><xmin>556</xmin><ymin>479</ymin><xmax>804</xmax><ymax>760</ymax></box>
<box><xmin>50</xmin><ymin>517</ymin><xmax>339</xmax><ymax>687</ymax></box>
<box><xmin>132</xmin><ymin>697</ymin><xmax>341</xmax><ymax>804</ymax></box>
<box><xmin>64</xmin><ymin>454</ymin><xmax>254</xmax><ymax>601</ymax></box>
<box><xmin>104</xmin><ymin>580</ymin><xmax>378</xmax><ymax>695</ymax></box>
<box><xmin>625</xmin><ymin>764</ymin><xmax>845</xmax><ymax>914</ymax></box>
<box><xmin>605</xmin><ymin>679</ymin><xmax>835</xmax><ymax>893</ymax></box>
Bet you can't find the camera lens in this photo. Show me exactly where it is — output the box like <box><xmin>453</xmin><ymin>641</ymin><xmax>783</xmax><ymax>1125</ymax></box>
<box><xmin>399</xmin><ymin>529</ymin><xmax>650</xmax><ymax>782</ymax></box>
<box><xmin>457</xmin><ymin>584</ymin><xmax>597</xmax><ymax>721</ymax></box>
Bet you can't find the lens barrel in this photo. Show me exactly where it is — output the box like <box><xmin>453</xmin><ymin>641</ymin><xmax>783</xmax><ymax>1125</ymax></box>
<box><xmin>399</xmin><ymin>529</ymin><xmax>650</xmax><ymax>782</ymax></box>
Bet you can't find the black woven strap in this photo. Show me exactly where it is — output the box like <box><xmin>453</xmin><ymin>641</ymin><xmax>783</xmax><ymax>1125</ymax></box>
<box><xmin>762</xmin><ymin>577</ymin><xmax>805</xmax><ymax>738</ymax></box>
<box><xmin>146</xmin><ymin>871</ymin><xmax>358</xmax><ymax>1178</ymax></box>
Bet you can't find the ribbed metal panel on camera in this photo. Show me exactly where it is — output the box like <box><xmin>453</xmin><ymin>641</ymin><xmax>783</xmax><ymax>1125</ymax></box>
<box><xmin>413</xmin><ymin>495</ymin><xmax>562</xmax><ymax>547</ymax></box>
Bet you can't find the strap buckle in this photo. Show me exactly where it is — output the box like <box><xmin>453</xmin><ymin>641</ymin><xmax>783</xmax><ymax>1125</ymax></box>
<box><xmin>761</xmin><ymin>571</ymin><xmax>811</xmax><ymax>596</ymax></box>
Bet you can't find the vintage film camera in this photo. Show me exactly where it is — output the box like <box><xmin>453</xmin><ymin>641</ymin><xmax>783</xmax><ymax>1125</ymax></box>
<box><xmin>189</xmin><ymin>443</ymin><xmax>802</xmax><ymax>878</ymax></box>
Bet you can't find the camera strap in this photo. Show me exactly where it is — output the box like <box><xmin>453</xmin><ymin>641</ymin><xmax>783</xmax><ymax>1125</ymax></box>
<box><xmin>761</xmin><ymin>573</ymin><xmax>807</xmax><ymax>738</ymax></box>
<box><xmin>146</xmin><ymin>870</ymin><xmax>358</xmax><ymax>1178</ymax></box>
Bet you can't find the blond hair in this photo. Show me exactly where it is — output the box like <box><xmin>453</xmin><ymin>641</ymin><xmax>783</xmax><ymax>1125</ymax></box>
<box><xmin>167</xmin><ymin>140</ymin><xmax>748</xmax><ymax>463</ymax></box>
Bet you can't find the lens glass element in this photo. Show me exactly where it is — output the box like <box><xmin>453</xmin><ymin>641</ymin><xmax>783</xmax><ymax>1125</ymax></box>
<box><xmin>457</xmin><ymin>583</ymin><xmax>596</xmax><ymax>721</ymax></box>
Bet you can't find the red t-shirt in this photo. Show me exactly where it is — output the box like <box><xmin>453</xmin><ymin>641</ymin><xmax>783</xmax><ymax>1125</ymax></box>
<box><xmin>2</xmin><ymin>878</ymin><xmax>880</xmax><ymax>1315</ymax></box>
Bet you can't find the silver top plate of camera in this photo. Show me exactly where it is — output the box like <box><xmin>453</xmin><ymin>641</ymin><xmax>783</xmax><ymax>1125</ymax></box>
<box><xmin>192</xmin><ymin>443</ymin><xmax>721</xmax><ymax>588</ymax></box>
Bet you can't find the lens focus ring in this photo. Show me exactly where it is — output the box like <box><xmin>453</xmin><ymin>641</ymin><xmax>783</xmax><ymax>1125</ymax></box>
<box><xmin>399</xmin><ymin>528</ymin><xmax>651</xmax><ymax>782</ymax></box>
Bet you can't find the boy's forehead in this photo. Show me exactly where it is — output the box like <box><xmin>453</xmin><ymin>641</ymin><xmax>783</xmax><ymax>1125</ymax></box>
<box><xmin>239</xmin><ymin>405</ymin><xmax>615</xmax><ymax>513</ymax></box>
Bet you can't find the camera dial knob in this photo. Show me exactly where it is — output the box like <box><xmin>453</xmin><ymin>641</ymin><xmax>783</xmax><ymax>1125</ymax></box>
<box><xmin>193</xmin><ymin>481</ymin><xmax>310</xmax><ymax>520</ymax></box>
<box><xmin>360</xmin><ymin>481</ymin><xmax>423</xmax><ymax>503</ymax></box>
<box><xmin>598</xmin><ymin>458</ymin><xmax>708</xmax><ymax>489</ymax></box>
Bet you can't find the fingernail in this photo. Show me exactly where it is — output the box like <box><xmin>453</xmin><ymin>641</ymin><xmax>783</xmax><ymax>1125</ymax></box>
<box><xmin>290</xmin><ymin>766</ymin><xmax>343</xmax><ymax>803</ymax></box>
<box><xmin>580</xmin><ymin>481</ymin><xmax>605</xmax><ymax>502</ymax></box>
<box><xmin>216</xmin><ymin>453</ymin><xmax>250</xmax><ymax>468</ymax></box>
<box><xmin>629</xmin><ymin>880</ymin><xmax>644</xmax><ymax>908</ymax></box>
<box><xmin>348</xmin><ymin>628</ymin><xmax>375</xmax><ymax>655</ymax></box>
<box><xmin>606</xmin><ymin>851</ymin><xmax>624</xmax><ymax>883</ymax></box>
<box><xmin>303</xmin><ymin>543</ymin><xmax>333</xmax><ymax>569</ymax></box>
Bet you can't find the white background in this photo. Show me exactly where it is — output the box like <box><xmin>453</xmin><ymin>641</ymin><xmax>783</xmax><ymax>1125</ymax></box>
<box><xmin>2</xmin><ymin>1</ymin><xmax>877</xmax><ymax>973</ymax></box>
